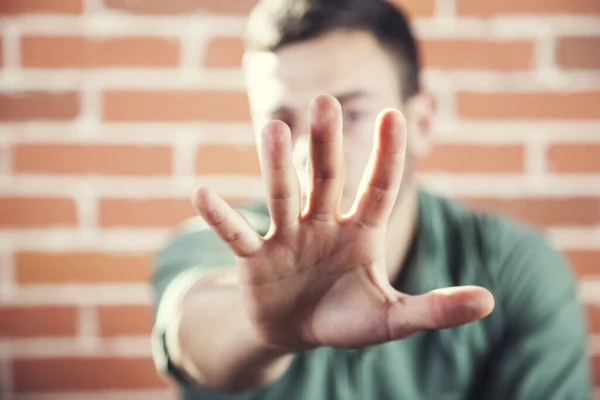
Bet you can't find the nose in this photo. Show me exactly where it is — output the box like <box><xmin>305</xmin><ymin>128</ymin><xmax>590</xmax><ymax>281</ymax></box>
<box><xmin>292</xmin><ymin>134</ymin><xmax>310</xmax><ymax>171</ymax></box>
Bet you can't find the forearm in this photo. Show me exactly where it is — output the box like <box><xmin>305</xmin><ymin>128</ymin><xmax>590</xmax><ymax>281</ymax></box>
<box><xmin>165</xmin><ymin>268</ymin><xmax>294</xmax><ymax>393</ymax></box>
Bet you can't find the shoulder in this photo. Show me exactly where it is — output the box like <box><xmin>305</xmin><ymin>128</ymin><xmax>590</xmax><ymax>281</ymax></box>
<box><xmin>423</xmin><ymin>191</ymin><xmax>577</xmax><ymax>328</ymax></box>
<box><xmin>421</xmin><ymin>190</ymin><xmax>558</xmax><ymax>259</ymax></box>
<box><xmin>422</xmin><ymin>190</ymin><xmax>571</xmax><ymax>278</ymax></box>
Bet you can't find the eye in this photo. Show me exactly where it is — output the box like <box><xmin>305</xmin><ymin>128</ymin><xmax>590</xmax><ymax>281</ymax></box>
<box><xmin>280</xmin><ymin>118</ymin><xmax>294</xmax><ymax>132</ymax></box>
<box><xmin>271</xmin><ymin>114</ymin><xmax>294</xmax><ymax>133</ymax></box>
<box><xmin>343</xmin><ymin>109</ymin><xmax>362</xmax><ymax>124</ymax></box>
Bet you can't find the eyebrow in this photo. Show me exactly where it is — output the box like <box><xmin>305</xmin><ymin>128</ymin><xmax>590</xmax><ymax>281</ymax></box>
<box><xmin>333</xmin><ymin>90</ymin><xmax>369</xmax><ymax>105</ymax></box>
<box><xmin>272</xmin><ymin>90</ymin><xmax>369</xmax><ymax>116</ymax></box>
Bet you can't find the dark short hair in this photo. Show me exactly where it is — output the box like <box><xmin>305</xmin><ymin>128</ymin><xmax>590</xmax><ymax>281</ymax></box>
<box><xmin>245</xmin><ymin>0</ymin><xmax>421</xmax><ymax>100</ymax></box>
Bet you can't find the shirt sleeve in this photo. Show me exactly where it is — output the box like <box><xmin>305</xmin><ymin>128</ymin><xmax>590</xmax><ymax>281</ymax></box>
<box><xmin>150</xmin><ymin>209</ymin><xmax>271</xmax><ymax>389</ymax></box>
<box><xmin>150</xmin><ymin>218</ymin><xmax>236</xmax><ymax>384</ymax></box>
<box><xmin>475</xmin><ymin>222</ymin><xmax>591</xmax><ymax>400</ymax></box>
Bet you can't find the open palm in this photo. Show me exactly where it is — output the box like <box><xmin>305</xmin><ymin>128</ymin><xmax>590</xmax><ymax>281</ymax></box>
<box><xmin>193</xmin><ymin>95</ymin><xmax>494</xmax><ymax>351</ymax></box>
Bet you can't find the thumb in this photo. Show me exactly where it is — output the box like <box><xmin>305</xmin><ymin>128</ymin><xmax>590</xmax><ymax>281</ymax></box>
<box><xmin>387</xmin><ymin>286</ymin><xmax>495</xmax><ymax>339</ymax></box>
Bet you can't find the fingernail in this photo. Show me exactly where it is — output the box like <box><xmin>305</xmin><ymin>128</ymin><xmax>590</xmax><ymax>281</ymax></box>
<box><xmin>388</xmin><ymin>109</ymin><xmax>404</xmax><ymax>132</ymax></box>
<box><xmin>310</xmin><ymin>95</ymin><xmax>335</xmax><ymax>131</ymax></box>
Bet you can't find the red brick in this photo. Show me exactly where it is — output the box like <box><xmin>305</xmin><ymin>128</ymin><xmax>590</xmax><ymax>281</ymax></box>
<box><xmin>417</xmin><ymin>144</ymin><xmax>524</xmax><ymax>173</ymax></box>
<box><xmin>226</xmin><ymin>197</ymin><xmax>259</xmax><ymax>206</ymax></box>
<box><xmin>22</xmin><ymin>36</ymin><xmax>180</xmax><ymax>68</ymax></box>
<box><xmin>14</xmin><ymin>144</ymin><xmax>172</xmax><ymax>175</ymax></box>
<box><xmin>0</xmin><ymin>306</ymin><xmax>77</xmax><ymax>337</ymax></box>
<box><xmin>98</xmin><ymin>305</ymin><xmax>153</xmax><ymax>337</ymax></box>
<box><xmin>566</xmin><ymin>251</ymin><xmax>600</xmax><ymax>277</ymax></box>
<box><xmin>556</xmin><ymin>37</ymin><xmax>600</xmax><ymax>70</ymax></box>
<box><xmin>0</xmin><ymin>0</ymin><xmax>83</xmax><ymax>14</ymax></box>
<box><xmin>390</xmin><ymin>0</ymin><xmax>435</xmax><ymax>17</ymax></box>
<box><xmin>0</xmin><ymin>197</ymin><xmax>77</xmax><ymax>228</ymax></box>
<box><xmin>587</xmin><ymin>304</ymin><xmax>600</xmax><ymax>334</ymax></box>
<box><xmin>13</xmin><ymin>357</ymin><xmax>168</xmax><ymax>391</ymax></box>
<box><xmin>421</xmin><ymin>40</ymin><xmax>534</xmax><ymax>71</ymax></box>
<box><xmin>463</xmin><ymin>197</ymin><xmax>600</xmax><ymax>228</ymax></box>
<box><xmin>102</xmin><ymin>91</ymin><xmax>250</xmax><ymax>122</ymax></box>
<box><xmin>103</xmin><ymin>0</ymin><xmax>257</xmax><ymax>14</ymax></box>
<box><xmin>104</xmin><ymin>0</ymin><xmax>435</xmax><ymax>17</ymax></box>
<box><xmin>15</xmin><ymin>252</ymin><xmax>152</xmax><ymax>285</ymax></box>
<box><xmin>102</xmin><ymin>197</ymin><xmax>250</xmax><ymax>230</ymax></box>
<box><xmin>99</xmin><ymin>198</ymin><xmax>195</xmax><ymax>227</ymax></box>
<box><xmin>458</xmin><ymin>92</ymin><xmax>600</xmax><ymax>120</ymax></box>
<box><xmin>547</xmin><ymin>143</ymin><xmax>600</xmax><ymax>174</ymax></box>
<box><xmin>457</xmin><ymin>0</ymin><xmax>600</xmax><ymax>16</ymax></box>
<box><xmin>203</xmin><ymin>37</ymin><xmax>244</xmax><ymax>69</ymax></box>
<box><xmin>196</xmin><ymin>144</ymin><xmax>261</xmax><ymax>176</ymax></box>
<box><xmin>0</xmin><ymin>92</ymin><xmax>79</xmax><ymax>121</ymax></box>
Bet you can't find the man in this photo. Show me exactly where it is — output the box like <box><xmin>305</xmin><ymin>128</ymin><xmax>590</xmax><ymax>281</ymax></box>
<box><xmin>151</xmin><ymin>0</ymin><xmax>590</xmax><ymax>398</ymax></box>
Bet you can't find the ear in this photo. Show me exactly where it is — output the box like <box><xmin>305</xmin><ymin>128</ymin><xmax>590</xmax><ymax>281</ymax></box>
<box><xmin>404</xmin><ymin>92</ymin><xmax>436</xmax><ymax>159</ymax></box>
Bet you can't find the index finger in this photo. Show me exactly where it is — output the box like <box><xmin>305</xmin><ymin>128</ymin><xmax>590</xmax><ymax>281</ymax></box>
<box><xmin>351</xmin><ymin>109</ymin><xmax>407</xmax><ymax>228</ymax></box>
<box><xmin>260</xmin><ymin>120</ymin><xmax>301</xmax><ymax>232</ymax></box>
<box><xmin>192</xmin><ymin>187</ymin><xmax>264</xmax><ymax>258</ymax></box>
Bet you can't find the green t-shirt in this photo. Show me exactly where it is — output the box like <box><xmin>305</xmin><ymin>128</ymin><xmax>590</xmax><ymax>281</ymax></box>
<box><xmin>151</xmin><ymin>190</ymin><xmax>590</xmax><ymax>400</ymax></box>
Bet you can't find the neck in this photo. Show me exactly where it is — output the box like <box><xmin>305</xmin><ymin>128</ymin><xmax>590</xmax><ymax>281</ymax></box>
<box><xmin>385</xmin><ymin>182</ymin><xmax>419</xmax><ymax>282</ymax></box>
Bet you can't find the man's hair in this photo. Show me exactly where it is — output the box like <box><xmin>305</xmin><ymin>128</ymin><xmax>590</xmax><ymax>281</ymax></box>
<box><xmin>245</xmin><ymin>0</ymin><xmax>421</xmax><ymax>100</ymax></box>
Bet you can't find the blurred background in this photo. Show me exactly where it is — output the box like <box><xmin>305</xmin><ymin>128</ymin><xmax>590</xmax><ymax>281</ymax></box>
<box><xmin>0</xmin><ymin>0</ymin><xmax>599</xmax><ymax>398</ymax></box>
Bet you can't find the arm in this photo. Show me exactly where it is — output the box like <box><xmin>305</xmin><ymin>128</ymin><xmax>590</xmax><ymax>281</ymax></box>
<box><xmin>474</xmin><ymin>227</ymin><xmax>591</xmax><ymax>399</ymax></box>
<box><xmin>153</xmin><ymin>96</ymin><xmax>494</xmax><ymax>397</ymax></box>
<box><xmin>165</xmin><ymin>267</ymin><xmax>294</xmax><ymax>392</ymax></box>
<box><xmin>151</xmin><ymin>219</ymin><xmax>293</xmax><ymax>394</ymax></box>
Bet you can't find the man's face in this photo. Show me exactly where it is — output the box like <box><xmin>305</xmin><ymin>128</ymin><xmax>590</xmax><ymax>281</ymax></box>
<box><xmin>244</xmin><ymin>30</ymin><xmax>406</xmax><ymax>213</ymax></box>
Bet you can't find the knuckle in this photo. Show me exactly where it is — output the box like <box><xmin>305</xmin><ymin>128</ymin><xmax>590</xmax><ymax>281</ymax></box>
<box><xmin>367</xmin><ymin>179</ymin><xmax>397</xmax><ymax>193</ymax></box>
<box><xmin>206</xmin><ymin>209</ymin><xmax>228</xmax><ymax>227</ymax></box>
<box><xmin>311</xmin><ymin>169</ymin><xmax>338</xmax><ymax>182</ymax></box>
<box><xmin>225</xmin><ymin>230</ymin><xmax>242</xmax><ymax>244</ymax></box>
<box><xmin>309</xmin><ymin>210</ymin><xmax>333</xmax><ymax>223</ymax></box>
<box><xmin>270</xmin><ymin>188</ymin><xmax>295</xmax><ymax>201</ymax></box>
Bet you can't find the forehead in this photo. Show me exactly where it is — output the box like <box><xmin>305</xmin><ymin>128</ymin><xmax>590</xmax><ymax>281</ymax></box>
<box><xmin>244</xmin><ymin>30</ymin><xmax>400</xmax><ymax>113</ymax></box>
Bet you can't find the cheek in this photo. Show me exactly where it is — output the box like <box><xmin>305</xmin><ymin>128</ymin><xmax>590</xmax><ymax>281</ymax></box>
<box><xmin>341</xmin><ymin>132</ymin><xmax>375</xmax><ymax>189</ymax></box>
<box><xmin>292</xmin><ymin>135</ymin><xmax>309</xmax><ymax>168</ymax></box>
<box><xmin>291</xmin><ymin>136</ymin><xmax>310</xmax><ymax>191</ymax></box>
<box><xmin>343</xmin><ymin>144</ymin><xmax>370</xmax><ymax>184</ymax></box>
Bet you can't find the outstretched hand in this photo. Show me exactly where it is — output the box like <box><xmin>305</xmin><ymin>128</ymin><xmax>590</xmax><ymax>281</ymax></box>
<box><xmin>192</xmin><ymin>94</ymin><xmax>494</xmax><ymax>351</ymax></box>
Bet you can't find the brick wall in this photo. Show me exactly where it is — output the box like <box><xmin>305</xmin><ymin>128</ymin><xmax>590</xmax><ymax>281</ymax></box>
<box><xmin>0</xmin><ymin>0</ymin><xmax>599</xmax><ymax>398</ymax></box>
